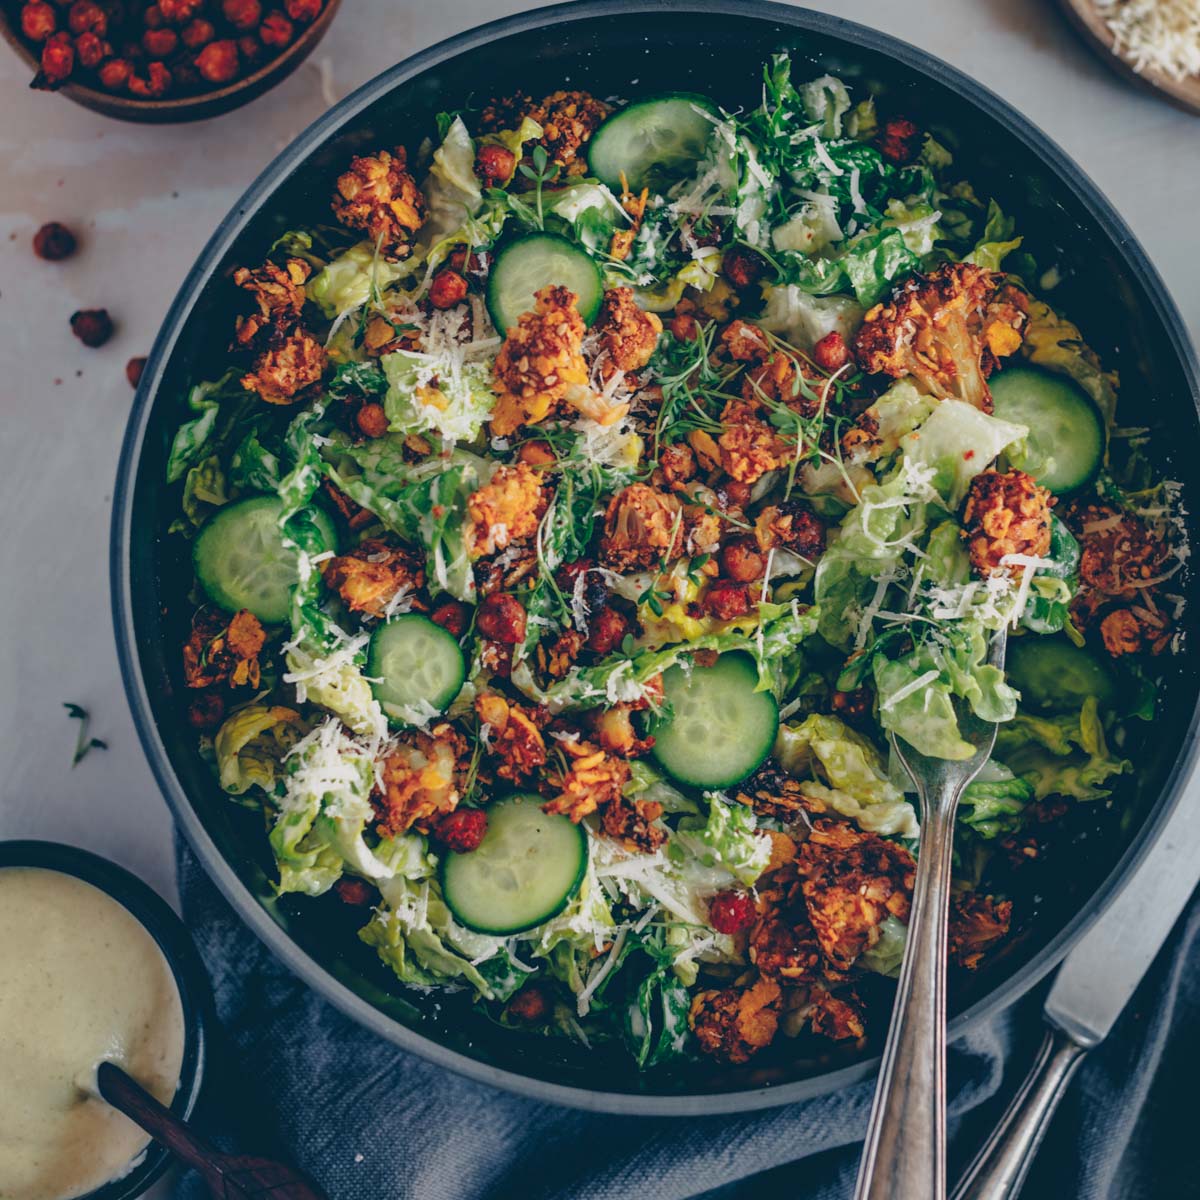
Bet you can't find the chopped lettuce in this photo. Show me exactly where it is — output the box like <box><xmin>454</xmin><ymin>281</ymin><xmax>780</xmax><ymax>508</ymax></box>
<box><xmin>382</xmin><ymin>348</ymin><xmax>497</xmax><ymax>445</ymax></box>
<box><xmin>671</xmin><ymin>793</ymin><xmax>773</xmax><ymax>886</ymax></box>
<box><xmin>964</xmin><ymin>200</ymin><xmax>1022</xmax><ymax>272</ymax></box>
<box><xmin>214</xmin><ymin>704</ymin><xmax>305</xmax><ymax>796</ymax></box>
<box><xmin>420</xmin><ymin>115</ymin><xmax>484</xmax><ymax>247</ymax></box>
<box><xmin>307</xmin><ymin>242</ymin><xmax>410</xmax><ymax>319</ymax></box>
<box><xmin>959</xmin><ymin>762</ymin><xmax>1034</xmax><ymax>837</ymax></box>
<box><xmin>775</xmin><ymin>713</ymin><xmax>918</xmax><ymax>837</ymax></box>
<box><xmin>859</xmin><ymin>913</ymin><xmax>908</xmax><ymax>977</ymax></box>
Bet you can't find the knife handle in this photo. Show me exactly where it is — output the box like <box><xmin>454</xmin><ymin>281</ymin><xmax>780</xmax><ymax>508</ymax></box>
<box><xmin>951</xmin><ymin>1025</ymin><xmax>1089</xmax><ymax>1200</ymax></box>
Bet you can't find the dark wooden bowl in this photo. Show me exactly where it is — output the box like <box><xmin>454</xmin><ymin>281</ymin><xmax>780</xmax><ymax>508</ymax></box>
<box><xmin>0</xmin><ymin>0</ymin><xmax>341</xmax><ymax>124</ymax></box>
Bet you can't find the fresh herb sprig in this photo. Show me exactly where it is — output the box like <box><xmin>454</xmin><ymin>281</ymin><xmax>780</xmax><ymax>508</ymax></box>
<box><xmin>64</xmin><ymin>703</ymin><xmax>107</xmax><ymax>767</ymax></box>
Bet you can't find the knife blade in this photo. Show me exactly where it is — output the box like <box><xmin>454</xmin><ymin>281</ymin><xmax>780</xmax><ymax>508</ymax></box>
<box><xmin>1045</xmin><ymin>787</ymin><xmax>1200</xmax><ymax>1046</ymax></box>
<box><xmin>953</xmin><ymin>785</ymin><xmax>1200</xmax><ymax>1200</ymax></box>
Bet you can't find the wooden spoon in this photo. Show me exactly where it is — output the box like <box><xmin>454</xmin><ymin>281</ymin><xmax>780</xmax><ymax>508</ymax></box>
<box><xmin>96</xmin><ymin>1061</ymin><xmax>329</xmax><ymax>1200</ymax></box>
<box><xmin>1057</xmin><ymin>0</ymin><xmax>1200</xmax><ymax>116</ymax></box>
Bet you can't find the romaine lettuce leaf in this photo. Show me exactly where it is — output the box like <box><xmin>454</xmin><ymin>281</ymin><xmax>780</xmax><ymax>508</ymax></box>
<box><xmin>671</xmin><ymin>793</ymin><xmax>773</xmax><ymax>887</ymax></box>
<box><xmin>214</xmin><ymin>704</ymin><xmax>305</xmax><ymax>796</ymax></box>
<box><xmin>307</xmin><ymin>242</ymin><xmax>410</xmax><ymax>319</ymax></box>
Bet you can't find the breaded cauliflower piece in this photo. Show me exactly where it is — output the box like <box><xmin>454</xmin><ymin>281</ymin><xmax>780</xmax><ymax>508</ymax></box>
<box><xmin>949</xmin><ymin>891</ymin><xmax>1013</xmax><ymax>970</ymax></box>
<box><xmin>490</xmin><ymin>286</ymin><xmax>589</xmax><ymax>436</ymax></box>
<box><xmin>795</xmin><ymin>819</ymin><xmax>916</xmax><ymax>971</ymax></box>
<box><xmin>600</xmin><ymin>793</ymin><xmax>666</xmax><ymax>853</ymax></box>
<box><xmin>753</xmin><ymin>500</ymin><xmax>827</xmax><ymax>558</ymax></box>
<box><xmin>750</xmin><ymin>899</ymin><xmax>823</xmax><ymax>982</ymax></box>
<box><xmin>962</xmin><ymin>469</ymin><xmax>1053</xmax><ymax>576</ymax></box>
<box><xmin>182</xmin><ymin>608</ymin><xmax>266</xmax><ymax>690</ymax></box>
<box><xmin>475</xmin><ymin>691</ymin><xmax>547</xmax><ymax>783</ymax></box>
<box><xmin>466</xmin><ymin>463</ymin><xmax>549</xmax><ymax>558</ymax></box>
<box><xmin>331</xmin><ymin>146</ymin><xmax>425</xmax><ymax>260</ymax></box>
<box><xmin>241</xmin><ymin>329</ymin><xmax>327</xmax><ymax>405</ymax></box>
<box><xmin>233</xmin><ymin>258</ymin><xmax>311</xmax><ymax>346</ymax></box>
<box><xmin>853</xmin><ymin>262</ymin><xmax>1028</xmax><ymax>411</ymax></box>
<box><xmin>806</xmin><ymin>985</ymin><xmax>866</xmax><ymax>1041</ymax></box>
<box><xmin>717</xmin><ymin>397</ymin><xmax>793</xmax><ymax>484</ymax></box>
<box><xmin>376</xmin><ymin>723</ymin><xmax>468</xmax><ymax>837</ymax></box>
<box><xmin>321</xmin><ymin>538</ymin><xmax>425</xmax><ymax>619</ymax></box>
<box><xmin>590</xmin><ymin>287</ymin><xmax>662</xmax><ymax>382</ymax></box>
<box><xmin>689</xmin><ymin>976</ymin><xmax>781</xmax><ymax>1064</ymax></box>
<box><xmin>482</xmin><ymin>89</ymin><xmax>610</xmax><ymax>173</ymax></box>
<box><xmin>598</xmin><ymin>482</ymin><xmax>684</xmax><ymax>573</ymax></box>
<box><xmin>1067</xmin><ymin>501</ymin><xmax>1173</xmax><ymax>655</ymax></box>
<box><xmin>742</xmin><ymin>348</ymin><xmax>825</xmax><ymax>418</ymax></box>
<box><xmin>720</xmin><ymin>319</ymin><xmax>770</xmax><ymax>363</ymax></box>
<box><xmin>542</xmin><ymin>738</ymin><xmax>630</xmax><ymax>823</ymax></box>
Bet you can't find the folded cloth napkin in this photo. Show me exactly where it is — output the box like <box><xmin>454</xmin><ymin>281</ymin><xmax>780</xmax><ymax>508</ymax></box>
<box><xmin>175</xmin><ymin>840</ymin><xmax>1199</xmax><ymax>1200</ymax></box>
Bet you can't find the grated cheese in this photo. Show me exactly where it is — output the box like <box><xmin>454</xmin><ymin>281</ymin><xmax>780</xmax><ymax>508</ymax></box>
<box><xmin>1096</xmin><ymin>0</ymin><xmax>1200</xmax><ymax>82</ymax></box>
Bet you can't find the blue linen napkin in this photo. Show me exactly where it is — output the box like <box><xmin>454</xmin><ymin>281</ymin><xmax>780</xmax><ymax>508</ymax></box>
<box><xmin>175</xmin><ymin>840</ymin><xmax>1199</xmax><ymax>1199</ymax></box>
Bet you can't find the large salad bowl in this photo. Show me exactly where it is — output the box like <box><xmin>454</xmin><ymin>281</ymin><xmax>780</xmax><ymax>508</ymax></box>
<box><xmin>112</xmin><ymin>0</ymin><xmax>1200</xmax><ymax>1113</ymax></box>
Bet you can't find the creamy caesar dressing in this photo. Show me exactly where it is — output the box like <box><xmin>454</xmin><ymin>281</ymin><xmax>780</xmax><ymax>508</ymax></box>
<box><xmin>0</xmin><ymin>868</ymin><xmax>186</xmax><ymax>1200</ymax></box>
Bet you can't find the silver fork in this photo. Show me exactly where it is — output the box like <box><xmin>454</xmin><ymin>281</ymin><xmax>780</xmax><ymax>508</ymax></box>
<box><xmin>854</xmin><ymin>626</ymin><xmax>1008</xmax><ymax>1200</ymax></box>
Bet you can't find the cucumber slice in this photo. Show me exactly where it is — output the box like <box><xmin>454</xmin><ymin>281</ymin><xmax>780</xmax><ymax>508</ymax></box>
<box><xmin>991</xmin><ymin>366</ymin><xmax>1104</xmax><ymax>495</ymax></box>
<box><xmin>441</xmin><ymin>794</ymin><xmax>588</xmax><ymax>935</ymax></box>
<box><xmin>588</xmin><ymin>92</ymin><xmax>720</xmax><ymax>192</ymax></box>
<box><xmin>367</xmin><ymin>614</ymin><xmax>465</xmax><ymax>727</ymax></box>
<box><xmin>1006</xmin><ymin>636</ymin><xmax>1116</xmax><ymax>714</ymax></box>
<box><xmin>486</xmin><ymin>232</ymin><xmax>603</xmax><ymax>334</ymax></box>
<box><xmin>193</xmin><ymin>495</ymin><xmax>337</xmax><ymax>625</ymax></box>
<box><xmin>651</xmin><ymin>651</ymin><xmax>779</xmax><ymax>789</ymax></box>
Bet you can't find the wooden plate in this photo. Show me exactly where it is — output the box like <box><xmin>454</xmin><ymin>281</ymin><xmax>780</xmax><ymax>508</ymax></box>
<box><xmin>1057</xmin><ymin>0</ymin><xmax>1200</xmax><ymax>116</ymax></box>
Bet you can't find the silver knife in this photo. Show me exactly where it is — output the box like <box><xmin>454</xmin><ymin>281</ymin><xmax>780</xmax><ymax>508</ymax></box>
<box><xmin>951</xmin><ymin>785</ymin><xmax>1200</xmax><ymax>1200</ymax></box>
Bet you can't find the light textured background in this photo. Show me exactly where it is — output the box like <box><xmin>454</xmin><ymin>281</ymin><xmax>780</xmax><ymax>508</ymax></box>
<box><xmin>1</xmin><ymin>0</ymin><xmax>1197</xmax><ymax>1190</ymax></box>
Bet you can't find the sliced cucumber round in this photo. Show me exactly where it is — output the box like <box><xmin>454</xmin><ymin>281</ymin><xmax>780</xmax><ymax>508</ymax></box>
<box><xmin>588</xmin><ymin>92</ymin><xmax>720</xmax><ymax>192</ymax></box>
<box><xmin>1006</xmin><ymin>636</ymin><xmax>1116</xmax><ymax>714</ymax></box>
<box><xmin>651</xmin><ymin>651</ymin><xmax>779</xmax><ymax>789</ymax></box>
<box><xmin>193</xmin><ymin>495</ymin><xmax>337</xmax><ymax>625</ymax></box>
<box><xmin>367</xmin><ymin>614</ymin><xmax>465</xmax><ymax>728</ymax></box>
<box><xmin>485</xmin><ymin>232</ymin><xmax>603</xmax><ymax>334</ymax></box>
<box><xmin>441</xmin><ymin>794</ymin><xmax>588</xmax><ymax>935</ymax></box>
<box><xmin>991</xmin><ymin>366</ymin><xmax>1104</xmax><ymax>495</ymax></box>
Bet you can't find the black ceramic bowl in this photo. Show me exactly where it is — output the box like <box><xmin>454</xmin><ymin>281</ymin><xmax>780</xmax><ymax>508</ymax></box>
<box><xmin>112</xmin><ymin>0</ymin><xmax>1200</xmax><ymax>1114</ymax></box>
<box><xmin>0</xmin><ymin>841</ymin><xmax>210</xmax><ymax>1197</ymax></box>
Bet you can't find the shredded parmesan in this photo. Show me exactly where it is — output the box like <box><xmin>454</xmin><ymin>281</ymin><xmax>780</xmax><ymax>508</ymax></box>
<box><xmin>1096</xmin><ymin>0</ymin><xmax>1200</xmax><ymax>82</ymax></box>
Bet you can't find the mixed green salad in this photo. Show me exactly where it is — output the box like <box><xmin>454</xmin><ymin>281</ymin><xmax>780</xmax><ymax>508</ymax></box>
<box><xmin>167</xmin><ymin>59</ymin><xmax>1187</xmax><ymax>1067</ymax></box>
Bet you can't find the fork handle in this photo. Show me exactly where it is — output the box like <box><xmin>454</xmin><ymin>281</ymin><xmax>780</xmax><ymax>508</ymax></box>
<box><xmin>854</xmin><ymin>795</ymin><xmax>958</xmax><ymax>1200</ymax></box>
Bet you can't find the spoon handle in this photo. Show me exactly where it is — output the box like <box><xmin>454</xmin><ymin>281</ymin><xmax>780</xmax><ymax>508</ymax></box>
<box><xmin>854</xmin><ymin>787</ymin><xmax>959</xmax><ymax>1200</ymax></box>
<box><xmin>96</xmin><ymin>1061</ymin><xmax>215</xmax><ymax>1173</ymax></box>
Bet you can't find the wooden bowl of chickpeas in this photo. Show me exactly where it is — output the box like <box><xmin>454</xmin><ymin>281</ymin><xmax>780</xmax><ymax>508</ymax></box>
<box><xmin>1</xmin><ymin>0</ymin><xmax>342</xmax><ymax>122</ymax></box>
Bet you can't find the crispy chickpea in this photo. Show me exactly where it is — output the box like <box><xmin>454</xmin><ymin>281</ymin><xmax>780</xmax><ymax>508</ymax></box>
<box><xmin>517</xmin><ymin>440</ymin><xmax>556</xmax><ymax>467</ymax></box>
<box><xmin>21</xmin><ymin>3</ymin><xmax>58</xmax><ymax>42</ymax></box>
<box><xmin>284</xmin><ymin>0</ymin><xmax>321</xmax><ymax>20</ymax></box>
<box><xmin>586</xmin><ymin>606</ymin><xmax>629</xmax><ymax>656</ymax></box>
<box><xmin>32</xmin><ymin>221</ymin><xmax>76</xmax><ymax>261</ymax></box>
<box><xmin>97</xmin><ymin>56</ymin><xmax>132</xmax><ymax>90</ymax></box>
<box><xmin>506</xmin><ymin>985</ymin><xmax>548</xmax><ymax>1023</ymax></box>
<box><xmin>180</xmin><ymin>18</ymin><xmax>214</xmax><ymax>48</ymax></box>
<box><xmin>128</xmin><ymin>62</ymin><xmax>171</xmax><ymax>97</ymax></box>
<box><xmin>475</xmin><ymin>143</ymin><xmax>517</xmax><ymax>187</ymax></box>
<box><xmin>430</xmin><ymin>600</ymin><xmax>469</xmax><ymax>638</ymax></box>
<box><xmin>722</xmin><ymin>245</ymin><xmax>769</xmax><ymax>290</ymax></box>
<box><xmin>186</xmin><ymin>693</ymin><xmax>225</xmax><ymax>730</ymax></box>
<box><xmin>670</xmin><ymin>311</ymin><xmax>700</xmax><ymax>342</ymax></box>
<box><xmin>236</xmin><ymin>34</ymin><xmax>262</xmax><ymax>65</ymax></box>
<box><xmin>195</xmin><ymin>39</ymin><xmax>238</xmax><ymax>84</ymax></box>
<box><xmin>721</xmin><ymin>536</ymin><xmax>766</xmax><ymax>583</ymax></box>
<box><xmin>142</xmin><ymin>27</ymin><xmax>178</xmax><ymax>57</ymax></box>
<box><xmin>428</xmin><ymin>269</ymin><xmax>468</xmax><ymax>310</ymax></box>
<box><xmin>355</xmin><ymin>403</ymin><xmax>389</xmax><ymax>439</ymax></box>
<box><xmin>158</xmin><ymin>0</ymin><xmax>203</xmax><ymax>22</ymax></box>
<box><xmin>476</xmin><ymin>593</ymin><xmax>527</xmax><ymax>645</ymax></box>
<box><xmin>70</xmin><ymin>308</ymin><xmax>113</xmax><ymax>347</ymax></box>
<box><xmin>222</xmin><ymin>0</ymin><xmax>261</xmax><ymax>31</ymax></box>
<box><xmin>812</xmin><ymin>330</ymin><xmax>850</xmax><ymax>373</ymax></box>
<box><xmin>702</xmin><ymin>579</ymin><xmax>754</xmax><ymax>621</ymax></box>
<box><xmin>143</xmin><ymin>3</ymin><xmax>165</xmax><ymax>27</ymax></box>
<box><xmin>66</xmin><ymin>0</ymin><xmax>105</xmax><ymax>35</ymax></box>
<box><xmin>74</xmin><ymin>29</ymin><xmax>104</xmax><ymax>66</ymax></box>
<box><xmin>38</xmin><ymin>32</ymin><xmax>75</xmax><ymax>85</ymax></box>
<box><xmin>258</xmin><ymin>11</ymin><xmax>293</xmax><ymax>46</ymax></box>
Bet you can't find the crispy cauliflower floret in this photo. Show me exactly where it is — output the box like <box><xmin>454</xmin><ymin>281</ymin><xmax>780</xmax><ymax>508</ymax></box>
<box><xmin>806</xmin><ymin>985</ymin><xmax>866</xmax><ymax>1041</ymax></box>
<box><xmin>610</xmin><ymin>181</ymin><xmax>650</xmax><ymax>261</ymax></box>
<box><xmin>689</xmin><ymin>976</ymin><xmax>781</xmax><ymax>1064</ymax></box>
<box><xmin>466</xmin><ymin>463</ymin><xmax>549</xmax><ymax>558</ymax></box>
<box><xmin>750</xmin><ymin>897</ymin><xmax>823</xmax><ymax>982</ymax></box>
<box><xmin>321</xmin><ymin>538</ymin><xmax>425</xmax><ymax>619</ymax></box>
<box><xmin>475</xmin><ymin>691</ymin><xmax>547</xmax><ymax>783</ymax></box>
<box><xmin>720</xmin><ymin>319</ymin><xmax>770</xmax><ymax>363</ymax></box>
<box><xmin>233</xmin><ymin>258</ymin><xmax>311</xmax><ymax>346</ymax></box>
<box><xmin>242</xmin><ymin>329</ymin><xmax>327</xmax><ymax>405</ymax></box>
<box><xmin>182</xmin><ymin>608</ymin><xmax>265</xmax><ymax>689</ymax></box>
<box><xmin>753</xmin><ymin>500</ymin><xmax>827</xmax><ymax>558</ymax></box>
<box><xmin>599</xmin><ymin>483</ymin><xmax>684</xmax><ymax>573</ymax></box>
<box><xmin>1067</xmin><ymin>501</ymin><xmax>1174</xmax><ymax>654</ymax></box>
<box><xmin>733</xmin><ymin>761</ymin><xmax>814</xmax><ymax>824</ymax></box>
<box><xmin>490</xmin><ymin>286</ymin><xmax>589</xmax><ymax>436</ymax></box>
<box><xmin>589</xmin><ymin>702</ymin><xmax>656</xmax><ymax>759</ymax></box>
<box><xmin>331</xmin><ymin>146</ymin><xmax>425</xmax><ymax>260</ymax></box>
<box><xmin>600</xmin><ymin>793</ymin><xmax>666</xmax><ymax>853</ymax></box>
<box><xmin>590</xmin><ymin>287</ymin><xmax>662</xmax><ymax>382</ymax></box>
<box><xmin>962</xmin><ymin>469</ymin><xmax>1053</xmax><ymax>576</ymax></box>
<box><xmin>375</xmin><ymin>724</ymin><xmax>468</xmax><ymax>837</ymax></box>
<box><xmin>949</xmin><ymin>892</ymin><xmax>1013</xmax><ymax>970</ymax></box>
<box><xmin>542</xmin><ymin>738</ymin><xmax>630</xmax><ymax>823</ymax></box>
<box><xmin>853</xmin><ymin>262</ymin><xmax>1028</xmax><ymax>412</ymax></box>
<box><xmin>482</xmin><ymin>89</ymin><xmax>609</xmax><ymax>173</ymax></box>
<box><xmin>717</xmin><ymin>397</ymin><xmax>793</xmax><ymax>484</ymax></box>
<box><xmin>742</xmin><ymin>348</ymin><xmax>825</xmax><ymax>418</ymax></box>
<box><xmin>795</xmin><ymin>819</ymin><xmax>916</xmax><ymax>971</ymax></box>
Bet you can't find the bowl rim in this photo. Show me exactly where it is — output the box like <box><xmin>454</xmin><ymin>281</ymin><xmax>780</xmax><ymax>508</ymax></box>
<box><xmin>0</xmin><ymin>840</ymin><xmax>211</xmax><ymax>1197</ymax></box>
<box><xmin>111</xmin><ymin>0</ymin><xmax>1200</xmax><ymax>1116</ymax></box>
<box><xmin>0</xmin><ymin>0</ymin><xmax>341</xmax><ymax>117</ymax></box>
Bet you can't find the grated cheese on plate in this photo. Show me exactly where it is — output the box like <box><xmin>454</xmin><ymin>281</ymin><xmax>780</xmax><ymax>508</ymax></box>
<box><xmin>1096</xmin><ymin>0</ymin><xmax>1200</xmax><ymax>82</ymax></box>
